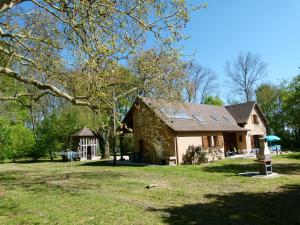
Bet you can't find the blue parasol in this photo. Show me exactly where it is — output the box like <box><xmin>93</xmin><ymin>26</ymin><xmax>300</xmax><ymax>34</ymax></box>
<box><xmin>265</xmin><ymin>135</ymin><xmax>281</xmax><ymax>142</ymax></box>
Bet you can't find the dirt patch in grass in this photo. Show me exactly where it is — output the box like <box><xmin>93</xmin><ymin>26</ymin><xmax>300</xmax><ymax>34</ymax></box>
<box><xmin>157</xmin><ymin>181</ymin><xmax>171</xmax><ymax>189</ymax></box>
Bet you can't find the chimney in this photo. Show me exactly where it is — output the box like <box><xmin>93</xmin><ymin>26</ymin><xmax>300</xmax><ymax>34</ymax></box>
<box><xmin>257</xmin><ymin>137</ymin><xmax>271</xmax><ymax>161</ymax></box>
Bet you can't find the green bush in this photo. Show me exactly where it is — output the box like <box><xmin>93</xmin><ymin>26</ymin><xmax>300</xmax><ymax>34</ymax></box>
<box><xmin>9</xmin><ymin>124</ymin><xmax>35</xmax><ymax>161</ymax></box>
<box><xmin>183</xmin><ymin>145</ymin><xmax>223</xmax><ymax>164</ymax></box>
<box><xmin>183</xmin><ymin>145</ymin><xmax>202</xmax><ymax>164</ymax></box>
<box><xmin>35</xmin><ymin>108</ymin><xmax>83</xmax><ymax>160</ymax></box>
<box><xmin>0</xmin><ymin>117</ymin><xmax>36</xmax><ymax>162</ymax></box>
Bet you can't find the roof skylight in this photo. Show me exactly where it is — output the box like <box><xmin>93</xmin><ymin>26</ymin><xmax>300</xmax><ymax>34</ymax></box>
<box><xmin>161</xmin><ymin>107</ymin><xmax>192</xmax><ymax>119</ymax></box>
<box><xmin>210</xmin><ymin>115</ymin><xmax>221</xmax><ymax>121</ymax></box>
<box><xmin>223</xmin><ymin>116</ymin><xmax>230</xmax><ymax>122</ymax></box>
<box><xmin>193</xmin><ymin>115</ymin><xmax>205</xmax><ymax>122</ymax></box>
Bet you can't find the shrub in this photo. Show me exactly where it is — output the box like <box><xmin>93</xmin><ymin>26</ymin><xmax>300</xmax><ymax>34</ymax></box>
<box><xmin>9</xmin><ymin>124</ymin><xmax>35</xmax><ymax>161</ymax></box>
<box><xmin>183</xmin><ymin>145</ymin><xmax>223</xmax><ymax>164</ymax></box>
<box><xmin>205</xmin><ymin>147</ymin><xmax>223</xmax><ymax>162</ymax></box>
<box><xmin>183</xmin><ymin>145</ymin><xmax>202</xmax><ymax>164</ymax></box>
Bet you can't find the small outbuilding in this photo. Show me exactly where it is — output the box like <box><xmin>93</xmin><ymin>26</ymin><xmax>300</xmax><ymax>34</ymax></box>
<box><xmin>71</xmin><ymin>127</ymin><xmax>100</xmax><ymax>161</ymax></box>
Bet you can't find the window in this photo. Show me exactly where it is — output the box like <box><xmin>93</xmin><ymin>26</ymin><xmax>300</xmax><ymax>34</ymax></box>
<box><xmin>239</xmin><ymin>135</ymin><xmax>243</xmax><ymax>142</ymax></box>
<box><xmin>253</xmin><ymin>115</ymin><xmax>259</xmax><ymax>124</ymax></box>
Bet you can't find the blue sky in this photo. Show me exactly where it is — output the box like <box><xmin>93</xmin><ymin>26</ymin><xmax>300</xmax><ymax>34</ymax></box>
<box><xmin>17</xmin><ymin>1</ymin><xmax>300</xmax><ymax>102</ymax></box>
<box><xmin>181</xmin><ymin>0</ymin><xmax>300</xmax><ymax>101</ymax></box>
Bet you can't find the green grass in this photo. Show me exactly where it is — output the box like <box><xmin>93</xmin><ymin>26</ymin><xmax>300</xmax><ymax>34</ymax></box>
<box><xmin>1</xmin><ymin>153</ymin><xmax>300</xmax><ymax>225</ymax></box>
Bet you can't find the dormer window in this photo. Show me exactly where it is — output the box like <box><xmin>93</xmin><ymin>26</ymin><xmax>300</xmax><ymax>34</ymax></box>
<box><xmin>253</xmin><ymin>115</ymin><xmax>259</xmax><ymax>124</ymax></box>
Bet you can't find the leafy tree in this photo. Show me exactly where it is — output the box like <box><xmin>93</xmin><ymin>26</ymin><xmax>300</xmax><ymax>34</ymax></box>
<box><xmin>256</xmin><ymin>83</ymin><xmax>280</xmax><ymax>118</ymax></box>
<box><xmin>0</xmin><ymin>0</ymin><xmax>197</xmax><ymax>110</ymax></box>
<box><xmin>282</xmin><ymin>75</ymin><xmax>300</xmax><ymax>148</ymax></box>
<box><xmin>256</xmin><ymin>83</ymin><xmax>286</xmax><ymax>143</ymax></box>
<box><xmin>0</xmin><ymin>116</ymin><xmax>35</xmax><ymax>162</ymax></box>
<box><xmin>9</xmin><ymin>124</ymin><xmax>35</xmax><ymax>161</ymax></box>
<box><xmin>256</xmin><ymin>77</ymin><xmax>300</xmax><ymax>149</ymax></box>
<box><xmin>203</xmin><ymin>95</ymin><xmax>224</xmax><ymax>106</ymax></box>
<box><xmin>226</xmin><ymin>52</ymin><xmax>267</xmax><ymax>102</ymax></box>
<box><xmin>0</xmin><ymin>118</ymin><xmax>10</xmax><ymax>163</ymax></box>
<box><xmin>129</xmin><ymin>48</ymin><xmax>187</xmax><ymax>100</ymax></box>
<box><xmin>0</xmin><ymin>1</ymin><xmax>200</xmax><ymax>162</ymax></box>
<box><xmin>35</xmin><ymin>105</ymin><xmax>84</xmax><ymax>160</ymax></box>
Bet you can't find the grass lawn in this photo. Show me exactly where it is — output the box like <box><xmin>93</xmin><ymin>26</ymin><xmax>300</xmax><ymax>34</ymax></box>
<box><xmin>1</xmin><ymin>153</ymin><xmax>300</xmax><ymax>225</ymax></box>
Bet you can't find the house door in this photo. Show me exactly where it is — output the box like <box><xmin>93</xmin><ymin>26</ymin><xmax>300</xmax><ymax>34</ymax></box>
<box><xmin>87</xmin><ymin>146</ymin><xmax>92</xmax><ymax>160</ymax></box>
<box><xmin>138</xmin><ymin>139</ymin><xmax>144</xmax><ymax>162</ymax></box>
<box><xmin>223</xmin><ymin>133</ymin><xmax>237</xmax><ymax>155</ymax></box>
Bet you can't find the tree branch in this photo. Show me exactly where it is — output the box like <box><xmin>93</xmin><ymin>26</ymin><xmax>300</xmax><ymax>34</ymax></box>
<box><xmin>0</xmin><ymin>0</ymin><xmax>28</xmax><ymax>13</ymax></box>
<box><xmin>0</xmin><ymin>93</ymin><xmax>31</xmax><ymax>107</ymax></box>
<box><xmin>0</xmin><ymin>66</ymin><xmax>98</xmax><ymax>109</ymax></box>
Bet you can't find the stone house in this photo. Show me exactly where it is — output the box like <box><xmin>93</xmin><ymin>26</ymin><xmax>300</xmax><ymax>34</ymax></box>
<box><xmin>122</xmin><ymin>97</ymin><xmax>267</xmax><ymax>165</ymax></box>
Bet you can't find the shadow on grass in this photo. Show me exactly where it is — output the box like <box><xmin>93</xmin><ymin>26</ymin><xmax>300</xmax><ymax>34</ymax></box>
<box><xmin>7</xmin><ymin>159</ymin><xmax>63</xmax><ymax>164</ymax></box>
<box><xmin>80</xmin><ymin>160</ymin><xmax>151</xmax><ymax>167</ymax></box>
<box><xmin>149</xmin><ymin>184</ymin><xmax>300</xmax><ymax>225</ymax></box>
<box><xmin>202</xmin><ymin>163</ymin><xmax>300</xmax><ymax>175</ymax></box>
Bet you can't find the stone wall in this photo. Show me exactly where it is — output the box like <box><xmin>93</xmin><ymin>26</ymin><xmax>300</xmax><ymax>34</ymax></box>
<box><xmin>132</xmin><ymin>102</ymin><xmax>176</xmax><ymax>163</ymax></box>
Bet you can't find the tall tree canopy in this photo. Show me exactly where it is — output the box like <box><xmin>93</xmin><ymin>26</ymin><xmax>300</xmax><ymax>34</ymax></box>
<box><xmin>0</xmin><ymin>0</ymin><xmax>199</xmax><ymax>110</ymax></box>
<box><xmin>256</xmin><ymin>83</ymin><xmax>284</xmax><ymax>135</ymax></box>
<box><xmin>282</xmin><ymin>75</ymin><xmax>300</xmax><ymax>145</ymax></box>
<box><xmin>203</xmin><ymin>95</ymin><xmax>223</xmax><ymax>106</ymax></box>
<box><xmin>129</xmin><ymin>49</ymin><xmax>186</xmax><ymax>100</ymax></box>
<box><xmin>256</xmin><ymin>76</ymin><xmax>300</xmax><ymax>149</ymax></box>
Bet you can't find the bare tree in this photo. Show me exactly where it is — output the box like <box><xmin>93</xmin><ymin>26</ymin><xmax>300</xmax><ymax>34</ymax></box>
<box><xmin>225</xmin><ymin>52</ymin><xmax>267</xmax><ymax>102</ymax></box>
<box><xmin>184</xmin><ymin>62</ymin><xmax>217</xmax><ymax>103</ymax></box>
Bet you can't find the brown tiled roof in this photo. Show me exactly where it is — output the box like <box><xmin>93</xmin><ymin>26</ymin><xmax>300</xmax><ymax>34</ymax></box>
<box><xmin>225</xmin><ymin>102</ymin><xmax>256</xmax><ymax>124</ymax></box>
<box><xmin>140</xmin><ymin>97</ymin><xmax>247</xmax><ymax>132</ymax></box>
<box><xmin>225</xmin><ymin>101</ymin><xmax>268</xmax><ymax>125</ymax></box>
<box><xmin>71</xmin><ymin>127</ymin><xmax>95</xmax><ymax>137</ymax></box>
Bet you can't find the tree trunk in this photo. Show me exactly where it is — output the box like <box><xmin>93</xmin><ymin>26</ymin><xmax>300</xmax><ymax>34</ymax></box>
<box><xmin>101</xmin><ymin>131</ymin><xmax>110</xmax><ymax>159</ymax></box>
<box><xmin>29</xmin><ymin>105</ymin><xmax>38</xmax><ymax>141</ymax></box>
<box><xmin>50</xmin><ymin>151</ymin><xmax>54</xmax><ymax>161</ymax></box>
<box><xmin>103</xmin><ymin>137</ymin><xmax>110</xmax><ymax>159</ymax></box>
